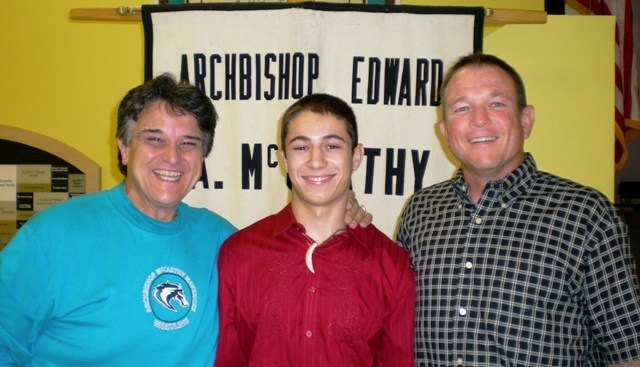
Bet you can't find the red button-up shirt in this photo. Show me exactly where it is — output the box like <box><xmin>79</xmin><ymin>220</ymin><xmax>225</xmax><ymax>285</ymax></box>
<box><xmin>215</xmin><ymin>204</ymin><xmax>415</xmax><ymax>367</ymax></box>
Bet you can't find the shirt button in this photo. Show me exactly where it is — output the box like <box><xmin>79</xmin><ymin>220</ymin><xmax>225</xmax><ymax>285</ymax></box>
<box><xmin>309</xmin><ymin>286</ymin><xmax>316</xmax><ymax>294</ymax></box>
<box><xmin>305</xmin><ymin>330</ymin><xmax>313</xmax><ymax>338</ymax></box>
<box><xmin>474</xmin><ymin>217</ymin><xmax>482</xmax><ymax>224</ymax></box>
<box><xmin>459</xmin><ymin>307</ymin><xmax>467</xmax><ymax>316</ymax></box>
<box><xmin>456</xmin><ymin>357</ymin><xmax>464</xmax><ymax>365</ymax></box>
<box><xmin>465</xmin><ymin>261</ymin><xmax>473</xmax><ymax>269</ymax></box>
<box><xmin>457</xmin><ymin>203</ymin><xmax>462</xmax><ymax>209</ymax></box>
<box><xmin>501</xmin><ymin>203</ymin><xmax>508</xmax><ymax>208</ymax></box>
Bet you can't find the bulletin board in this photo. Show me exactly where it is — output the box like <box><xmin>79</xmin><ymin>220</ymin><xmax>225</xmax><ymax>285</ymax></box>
<box><xmin>0</xmin><ymin>125</ymin><xmax>100</xmax><ymax>250</ymax></box>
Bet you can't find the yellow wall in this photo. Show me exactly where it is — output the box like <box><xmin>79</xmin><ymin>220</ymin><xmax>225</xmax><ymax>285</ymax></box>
<box><xmin>402</xmin><ymin>0</ymin><xmax>616</xmax><ymax>198</ymax></box>
<box><xmin>1</xmin><ymin>1</ymin><xmax>148</xmax><ymax>188</ymax></box>
<box><xmin>1</xmin><ymin>1</ymin><xmax>616</xmax><ymax>198</ymax></box>
<box><xmin>485</xmin><ymin>16</ymin><xmax>615</xmax><ymax>198</ymax></box>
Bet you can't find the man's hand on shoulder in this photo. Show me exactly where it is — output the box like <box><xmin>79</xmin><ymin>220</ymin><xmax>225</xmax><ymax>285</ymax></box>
<box><xmin>345</xmin><ymin>190</ymin><xmax>372</xmax><ymax>229</ymax></box>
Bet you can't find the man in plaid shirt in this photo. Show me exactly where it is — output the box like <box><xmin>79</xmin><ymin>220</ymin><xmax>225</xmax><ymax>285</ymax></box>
<box><xmin>397</xmin><ymin>53</ymin><xmax>640</xmax><ymax>367</ymax></box>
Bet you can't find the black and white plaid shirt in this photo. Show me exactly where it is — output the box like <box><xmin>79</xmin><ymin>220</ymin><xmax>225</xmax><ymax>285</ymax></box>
<box><xmin>398</xmin><ymin>154</ymin><xmax>640</xmax><ymax>366</ymax></box>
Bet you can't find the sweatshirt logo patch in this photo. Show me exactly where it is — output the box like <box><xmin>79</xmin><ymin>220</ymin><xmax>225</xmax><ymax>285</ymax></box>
<box><xmin>143</xmin><ymin>266</ymin><xmax>198</xmax><ymax>330</ymax></box>
<box><xmin>153</xmin><ymin>281</ymin><xmax>189</xmax><ymax>312</ymax></box>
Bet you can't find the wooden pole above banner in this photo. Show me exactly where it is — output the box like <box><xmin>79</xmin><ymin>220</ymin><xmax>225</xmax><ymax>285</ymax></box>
<box><xmin>69</xmin><ymin>5</ymin><xmax>547</xmax><ymax>24</ymax></box>
<box><xmin>70</xmin><ymin>7</ymin><xmax>142</xmax><ymax>22</ymax></box>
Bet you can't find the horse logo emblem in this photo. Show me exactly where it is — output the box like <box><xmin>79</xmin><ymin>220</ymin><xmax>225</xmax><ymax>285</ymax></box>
<box><xmin>152</xmin><ymin>281</ymin><xmax>190</xmax><ymax>312</ymax></box>
<box><xmin>143</xmin><ymin>267</ymin><xmax>197</xmax><ymax>330</ymax></box>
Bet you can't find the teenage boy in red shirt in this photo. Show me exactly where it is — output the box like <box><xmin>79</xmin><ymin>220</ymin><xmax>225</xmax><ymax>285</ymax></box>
<box><xmin>215</xmin><ymin>94</ymin><xmax>415</xmax><ymax>367</ymax></box>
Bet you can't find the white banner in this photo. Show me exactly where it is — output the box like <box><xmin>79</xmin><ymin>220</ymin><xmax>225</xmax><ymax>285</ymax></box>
<box><xmin>143</xmin><ymin>3</ymin><xmax>483</xmax><ymax>237</ymax></box>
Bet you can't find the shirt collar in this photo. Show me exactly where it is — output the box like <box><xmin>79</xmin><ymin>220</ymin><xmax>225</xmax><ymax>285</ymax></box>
<box><xmin>270</xmin><ymin>203</ymin><xmax>299</xmax><ymax>237</ymax></box>
<box><xmin>453</xmin><ymin>153</ymin><xmax>539</xmax><ymax>204</ymax></box>
<box><xmin>110</xmin><ymin>182</ymin><xmax>184</xmax><ymax>234</ymax></box>
<box><xmin>267</xmin><ymin>203</ymin><xmax>367</xmax><ymax>248</ymax></box>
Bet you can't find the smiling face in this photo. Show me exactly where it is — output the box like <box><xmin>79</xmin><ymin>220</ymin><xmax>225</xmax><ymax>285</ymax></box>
<box><xmin>117</xmin><ymin>99</ymin><xmax>205</xmax><ymax>222</ymax></box>
<box><xmin>282</xmin><ymin>111</ymin><xmax>364</xmax><ymax>211</ymax></box>
<box><xmin>439</xmin><ymin>64</ymin><xmax>535</xmax><ymax>184</ymax></box>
